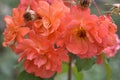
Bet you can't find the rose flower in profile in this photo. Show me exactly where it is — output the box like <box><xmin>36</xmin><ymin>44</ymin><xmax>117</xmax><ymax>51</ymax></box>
<box><xmin>103</xmin><ymin>35</ymin><xmax>120</xmax><ymax>58</ymax></box>
<box><xmin>3</xmin><ymin>8</ymin><xmax>30</xmax><ymax>47</ymax></box>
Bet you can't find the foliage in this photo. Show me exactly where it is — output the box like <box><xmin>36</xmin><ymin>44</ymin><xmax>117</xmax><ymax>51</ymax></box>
<box><xmin>17</xmin><ymin>71</ymin><xmax>55</xmax><ymax>80</ymax></box>
<box><xmin>75</xmin><ymin>57</ymin><xmax>96</xmax><ymax>71</ymax></box>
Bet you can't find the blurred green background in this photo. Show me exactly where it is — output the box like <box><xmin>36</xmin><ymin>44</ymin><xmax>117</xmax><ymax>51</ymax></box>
<box><xmin>0</xmin><ymin>0</ymin><xmax>120</xmax><ymax>80</ymax></box>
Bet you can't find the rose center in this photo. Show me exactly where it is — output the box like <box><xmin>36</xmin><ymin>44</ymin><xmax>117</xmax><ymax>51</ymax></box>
<box><xmin>77</xmin><ymin>27</ymin><xmax>86</xmax><ymax>38</ymax></box>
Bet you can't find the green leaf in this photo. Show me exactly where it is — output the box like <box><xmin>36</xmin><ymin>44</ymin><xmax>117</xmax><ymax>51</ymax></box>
<box><xmin>72</xmin><ymin>66</ymin><xmax>84</xmax><ymax>80</ymax></box>
<box><xmin>102</xmin><ymin>54</ymin><xmax>112</xmax><ymax>80</ymax></box>
<box><xmin>75</xmin><ymin>57</ymin><xmax>96</xmax><ymax>72</ymax></box>
<box><xmin>62</xmin><ymin>63</ymin><xmax>68</xmax><ymax>73</ymax></box>
<box><xmin>17</xmin><ymin>71</ymin><xmax>55</xmax><ymax>80</ymax></box>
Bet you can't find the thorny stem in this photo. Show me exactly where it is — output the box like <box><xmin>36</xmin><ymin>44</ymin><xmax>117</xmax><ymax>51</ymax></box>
<box><xmin>68</xmin><ymin>55</ymin><xmax>72</xmax><ymax>80</ymax></box>
<box><xmin>93</xmin><ymin>0</ymin><xmax>102</xmax><ymax>15</ymax></box>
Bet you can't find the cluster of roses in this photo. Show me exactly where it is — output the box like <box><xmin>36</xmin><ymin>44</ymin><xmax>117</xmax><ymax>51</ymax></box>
<box><xmin>3</xmin><ymin>0</ymin><xmax>120</xmax><ymax>78</ymax></box>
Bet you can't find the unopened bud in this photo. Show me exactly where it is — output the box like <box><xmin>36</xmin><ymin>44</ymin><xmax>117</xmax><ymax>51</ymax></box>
<box><xmin>79</xmin><ymin>0</ymin><xmax>92</xmax><ymax>8</ymax></box>
<box><xmin>23</xmin><ymin>10</ymin><xmax>38</xmax><ymax>21</ymax></box>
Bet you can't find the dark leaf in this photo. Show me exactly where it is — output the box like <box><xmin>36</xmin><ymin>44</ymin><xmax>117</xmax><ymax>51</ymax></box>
<box><xmin>75</xmin><ymin>56</ymin><xmax>96</xmax><ymax>72</ymax></box>
<box><xmin>17</xmin><ymin>71</ymin><xmax>55</xmax><ymax>80</ymax></box>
